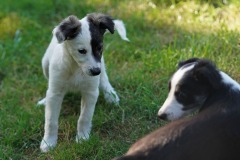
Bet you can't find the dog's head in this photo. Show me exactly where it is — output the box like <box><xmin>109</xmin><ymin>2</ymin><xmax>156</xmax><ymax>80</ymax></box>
<box><xmin>158</xmin><ymin>58</ymin><xmax>222</xmax><ymax>121</ymax></box>
<box><xmin>53</xmin><ymin>13</ymin><xmax>128</xmax><ymax>76</ymax></box>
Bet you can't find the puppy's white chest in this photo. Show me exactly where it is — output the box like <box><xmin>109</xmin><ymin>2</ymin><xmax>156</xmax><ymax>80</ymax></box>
<box><xmin>67</xmin><ymin>69</ymin><xmax>100</xmax><ymax>92</ymax></box>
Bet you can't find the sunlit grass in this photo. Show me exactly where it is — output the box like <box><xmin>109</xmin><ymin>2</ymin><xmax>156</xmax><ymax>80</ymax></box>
<box><xmin>0</xmin><ymin>13</ymin><xmax>21</xmax><ymax>38</ymax></box>
<box><xmin>105</xmin><ymin>0</ymin><xmax>240</xmax><ymax>33</ymax></box>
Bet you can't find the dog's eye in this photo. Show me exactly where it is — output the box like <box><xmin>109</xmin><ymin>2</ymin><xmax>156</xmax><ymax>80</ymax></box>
<box><xmin>175</xmin><ymin>91</ymin><xmax>187</xmax><ymax>99</ymax></box>
<box><xmin>78</xmin><ymin>49</ymin><xmax>87</xmax><ymax>54</ymax></box>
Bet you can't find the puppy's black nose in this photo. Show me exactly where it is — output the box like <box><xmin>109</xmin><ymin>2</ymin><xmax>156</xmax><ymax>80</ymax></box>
<box><xmin>158</xmin><ymin>113</ymin><xmax>167</xmax><ymax>120</ymax></box>
<box><xmin>90</xmin><ymin>67</ymin><xmax>101</xmax><ymax>76</ymax></box>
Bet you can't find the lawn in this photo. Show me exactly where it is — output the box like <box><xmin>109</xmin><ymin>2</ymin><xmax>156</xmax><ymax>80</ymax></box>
<box><xmin>0</xmin><ymin>0</ymin><xmax>240</xmax><ymax>159</ymax></box>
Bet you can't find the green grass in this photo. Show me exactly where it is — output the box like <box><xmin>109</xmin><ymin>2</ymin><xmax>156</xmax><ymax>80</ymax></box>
<box><xmin>0</xmin><ymin>0</ymin><xmax>240</xmax><ymax>159</ymax></box>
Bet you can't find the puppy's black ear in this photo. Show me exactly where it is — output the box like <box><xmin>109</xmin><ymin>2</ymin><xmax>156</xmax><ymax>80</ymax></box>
<box><xmin>98</xmin><ymin>15</ymin><xmax>114</xmax><ymax>34</ymax></box>
<box><xmin>178</xmin><ymin>58</ymin><xmax>199</xmax><ymax>69</ymax></box>
<box><xmin>193</xmin><ymin>59</ymin><xmax>221</xmax><ymax>90</ymax></box>
<box><xmin>87</xmin><ymin>13</ymin><xmax>114</xmax><ymax>34</ymax></box>
<box><xmin>55</xmin><ymin>15</ymin><xmax>81</xmax><ymax>43</ymax></box>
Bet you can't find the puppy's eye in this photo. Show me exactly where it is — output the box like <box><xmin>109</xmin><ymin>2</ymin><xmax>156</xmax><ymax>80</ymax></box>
<box><xmin>175</xmin><ymin>91</ymin><xmax>187</xmax><ymax>99</ymax></box>
<box><xmin>78</xmin><ymin>49</ymin><xmax>87</xmax><ymax>54</ymax></box>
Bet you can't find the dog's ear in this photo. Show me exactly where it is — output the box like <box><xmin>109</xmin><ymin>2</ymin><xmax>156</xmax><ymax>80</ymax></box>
<box><xmin>178</xmin><ymin>58</ymin><xmax>199</xmax><ymax>69</ymax></box>
<box><xmin>99</xmin><ymin>15</ymin><xmax>114</xmax><ymax>34</ymax></box>
<box><xmin>113</xmin><ymin>20</ymin><xmax>129</xmax><ymax>41</ymax></box>
<box><xmin>192</xmin><ymin>59</ymin><xmax>221</xmax><ymax>90</ymax></box>
<box><xmin>87</xmin><ymin>13</ymin><xmax>114</xmax><ymax>34</ymax></box>
<box><xmin>55</xmin><ymin>15</ymin><xmax>81</xmax><ymax>43</ymax></box>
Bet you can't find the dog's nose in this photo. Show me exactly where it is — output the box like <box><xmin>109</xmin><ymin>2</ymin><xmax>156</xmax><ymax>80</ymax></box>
<box><xmin>158</xmin><ymin>113</ymin><xmax>168</xmax><ymax>120</ymax></box>
<box><xmin>90</xmin><ymin>67</ymin><xmax>101</xmax><ymax>76</ymax></box>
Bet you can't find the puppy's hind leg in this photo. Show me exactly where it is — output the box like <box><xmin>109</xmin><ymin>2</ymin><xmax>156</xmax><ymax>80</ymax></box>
<box><xmin>37</xmin><ymin>97</ymin><xmax>46</xmax><ymax>106</ymax></box>
<box><xmin>99</xmin><ymin>58</ymin><xmax>119</xmax><ymax>105</ymax></box>
<box><xmin>37</xmin><ymin>53</ymin><xmax>50</xmax><ymax>107</ymax></box>
<box><xmin>42</xmin><ymin>51</ymin><xmax>50</xmax><ymax>79</ymax></box>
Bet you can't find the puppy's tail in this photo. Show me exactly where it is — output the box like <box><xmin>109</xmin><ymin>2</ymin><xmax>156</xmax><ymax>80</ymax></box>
<box><xmin>113</xmin><ymin>20</ymin><xmax>130</xmax><ymax>42</ymax></box>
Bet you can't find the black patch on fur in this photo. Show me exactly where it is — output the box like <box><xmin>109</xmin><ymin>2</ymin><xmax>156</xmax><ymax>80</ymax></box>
<box><xmin>193</xmin><ymin>60</ymin><xmax>222</xmax><ymax>89</ymax></box>
<box><xmin>87</xmin><ymin>13</ymin><xmax>114</xmax><ymax>62</ymax></box>
<box><xmin>175</xmin><ymin>59</ymin><xmax>222</xmax><ymax>111</ymax></box>
<box><xmin>55</xmin><ymin>15</ymin><xmax>81</xmax><ymax>43</ymax></box>
<box><xmin>178</xmin><ymin>58</ymin><xmax>199</xmax><ymax>69</ymax></box>
<box><xmin>174</xmin><ymin>71</ymin><xmax>209</xmax><ymax>111</ymax></box>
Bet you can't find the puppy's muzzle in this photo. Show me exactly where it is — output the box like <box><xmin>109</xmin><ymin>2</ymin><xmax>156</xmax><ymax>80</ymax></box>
<box><xmin>90</xmin><ymin>67</ymin><xmax>101</xmax><ymax>76</ymax></box>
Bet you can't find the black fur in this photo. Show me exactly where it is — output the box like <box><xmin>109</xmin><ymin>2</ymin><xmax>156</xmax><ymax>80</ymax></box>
<box><xmin>114</xmin><ymin>59</ymin><xmax>240</xmax><ymax>160</ymax></box>
<box><xmin>178</xmin><ymin>58</ymin><xmax>199</xmax><ymax>69</ymax></box>
<box><xmin>193</xmin><ymin>60</ymin><xmax>222</xmax><ymax>90</ymax></box>
<box><xmin>87</xmin><ymin>13</ymin><xmax>114</xmax><ymax>62</ymax></box>
<box><xmin>55</xmin><ymin>15</ymin><xmax>81</xmax><ymax>43</ymax></box>
<box><xmin>175</xmin><ymin>59</ymin><xmax>221</xmax><ymax>111</ymax></box>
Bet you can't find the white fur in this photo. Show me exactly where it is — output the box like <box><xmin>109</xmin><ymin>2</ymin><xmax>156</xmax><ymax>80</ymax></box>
<box><xmin>38</xmin><ymin>16</ymin><xmax>128</xmax><ymax>152</ymax></box>
<box><xmin>113</xmin><ymin>20</ymin><xmax>129</xmax><ymax>41</ymax></box>
<box><xmin>158</xmin><ymin>64</ymin><xmax>195</xmax><ymax>121</ymax></box>
<box><xmin>220</xmin><ymin>71</ymin><xmax>240</xmax><ymax>91</ymax></box>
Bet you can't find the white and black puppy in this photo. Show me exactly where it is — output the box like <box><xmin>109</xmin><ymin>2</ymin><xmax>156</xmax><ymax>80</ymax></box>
<box><xmin>157</xmin><ymin>58</ymin><xmax>240</xmax><ymax>121</ymax></box>
<box><xmin>38</xmin><ymin>13</ymin><xmax>129</xmax><ymax>152</ymax></box>
<box><xmin>114</xmin><ymin>58</ymin><xmax>240</xmax><ymax>160</ymax></box>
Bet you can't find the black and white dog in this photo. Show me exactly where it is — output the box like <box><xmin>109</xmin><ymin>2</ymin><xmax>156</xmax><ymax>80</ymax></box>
<box><xmin>38</xmin><ymin>13</ymin><xmax>129</xmax><ymax>152</ymax></box>
<box><xmin>114</xmin><ymin>58</ymin><xmax>240</xmax><ymax>160</ymax></box>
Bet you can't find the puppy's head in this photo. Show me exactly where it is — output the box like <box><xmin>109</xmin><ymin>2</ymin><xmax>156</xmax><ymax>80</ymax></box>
<box><xmin>158</xmin><ymin>58</ymin><xmax>221</xmax><ymax>121</ymax></box>
<box><xmin>53</xmin><ymin>13</ymin><xmax>122</xmax><ymax>76</ymax></box>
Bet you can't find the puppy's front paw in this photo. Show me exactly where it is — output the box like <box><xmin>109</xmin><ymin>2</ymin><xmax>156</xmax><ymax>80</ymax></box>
<box><xmin>104</xmin><ymin>90</ymin><xmax>120</xmax><ymax>105</ymax></box>
<box><xmin>40</xmin><ymin>136</ymin><xmax>57</xmax><ymax>152</ymax></box>
<box><xmin>75</xmin><ymin>131</ymin><xmax>90</xmax><ymax>143</ymax></box>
